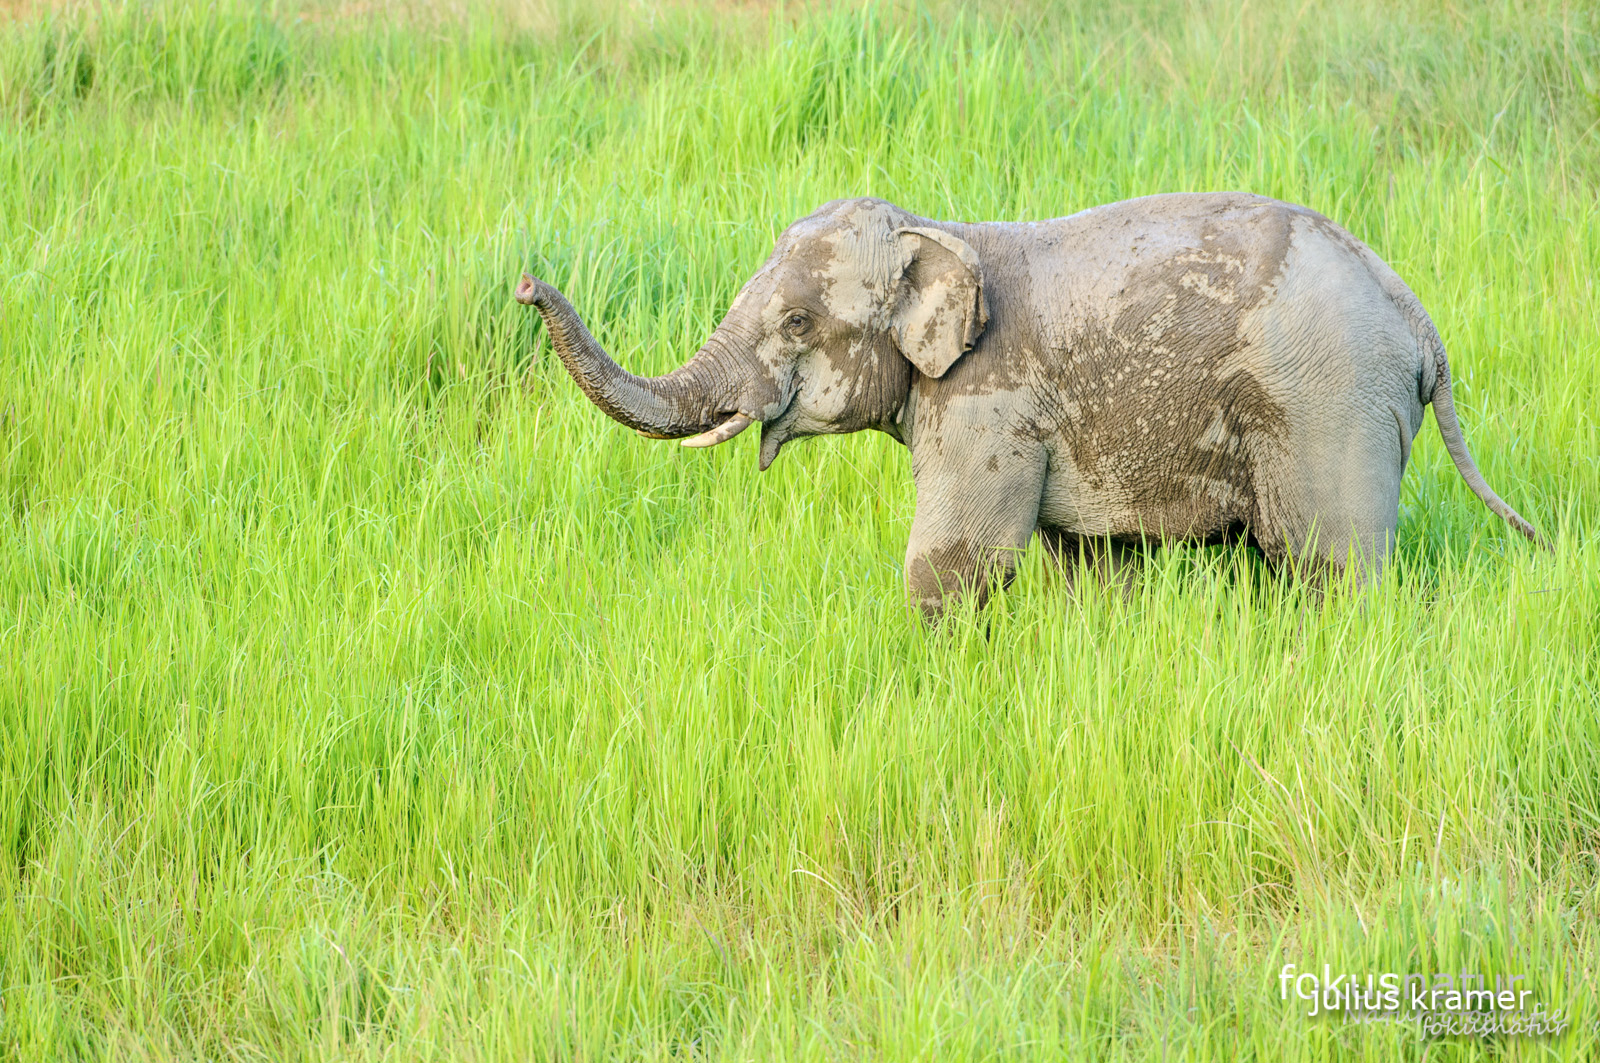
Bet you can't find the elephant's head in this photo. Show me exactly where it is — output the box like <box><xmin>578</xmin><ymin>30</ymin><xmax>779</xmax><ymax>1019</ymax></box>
<box><xmin>515</xmin><ymin>198</ymin><xmax>988</xmax><ymax>467</ymax></box>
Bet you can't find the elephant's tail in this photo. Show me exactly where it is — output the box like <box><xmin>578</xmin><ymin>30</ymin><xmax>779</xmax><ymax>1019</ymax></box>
<box><xmin>1355</xmin><ymin>238</ymin><xmax>1547</xmax><ymax>549</ymax></box>
<box><xmin>1421</xmin><ymin>330</ymin><xmax>1549</xmax><ymax>550</ymax></box>
<box><xmin>1347</xmin><ymin>236</ymin><xmax>1548</xmax><ymax>551</ymax></box>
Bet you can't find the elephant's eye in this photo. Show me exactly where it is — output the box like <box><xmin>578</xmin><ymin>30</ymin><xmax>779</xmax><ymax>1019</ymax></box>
<box><xmin>784</xmin><ymin>312</ymin><xmax>810</xmax><ymax>335</ymax></box>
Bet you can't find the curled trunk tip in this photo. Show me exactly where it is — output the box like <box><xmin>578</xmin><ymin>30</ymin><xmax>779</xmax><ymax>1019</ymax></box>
<box><xmin>514</xmin><ymin>273</ymin><xmax>541</xmax><ymax>305</ymax></box>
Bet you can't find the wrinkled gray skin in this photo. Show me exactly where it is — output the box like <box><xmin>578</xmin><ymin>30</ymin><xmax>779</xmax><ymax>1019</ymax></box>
<box><xmin>516</xmin><ymin>193</ymin><xmax>1545</xmax><ymax>620</ymax></box>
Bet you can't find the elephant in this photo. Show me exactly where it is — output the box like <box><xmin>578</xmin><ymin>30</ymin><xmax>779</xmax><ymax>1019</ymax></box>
<box><xmin>514</xmin><ymin>193</ymin><xmax>1545</xmax><ymax>620</ymax></box>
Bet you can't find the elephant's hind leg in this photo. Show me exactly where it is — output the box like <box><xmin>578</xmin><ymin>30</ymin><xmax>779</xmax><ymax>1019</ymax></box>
<box><xmin>1253</xmin><ymin>419</ymin><xmax>1406</xmax><ymax>590</ymax></box>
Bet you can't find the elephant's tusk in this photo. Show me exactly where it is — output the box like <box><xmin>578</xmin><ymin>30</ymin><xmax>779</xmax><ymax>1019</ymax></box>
<box><xmin>680</xmin><ymin>412</ymin><xmax>754</xmax><ymax>449</ymax></box>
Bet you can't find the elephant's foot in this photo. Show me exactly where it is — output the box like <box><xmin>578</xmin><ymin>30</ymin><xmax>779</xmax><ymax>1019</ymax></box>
<box><xmin>904</xmin><ymin>539</ymin><xmax>1027</xmax><ymax>622</ymax></box>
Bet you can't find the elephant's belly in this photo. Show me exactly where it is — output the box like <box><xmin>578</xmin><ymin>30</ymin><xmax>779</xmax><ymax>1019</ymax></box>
<box><xmin>1038</xmin><ymin>440</ymin><xmax>1258</xmax><ymax>543</ymax></box>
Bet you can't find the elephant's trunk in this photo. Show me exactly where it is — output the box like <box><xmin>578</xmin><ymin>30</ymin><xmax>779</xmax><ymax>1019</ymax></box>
<box><xmin>515</xmin><ymin>274</ymin><xmax>747</xmax><ymax>441</ymax></box>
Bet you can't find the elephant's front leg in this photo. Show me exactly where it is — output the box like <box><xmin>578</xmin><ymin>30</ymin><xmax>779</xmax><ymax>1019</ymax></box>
<box><xmin>904</xmin><ymin>435</ymin><xmax>1047</xmax><ymax>621</ymax></box>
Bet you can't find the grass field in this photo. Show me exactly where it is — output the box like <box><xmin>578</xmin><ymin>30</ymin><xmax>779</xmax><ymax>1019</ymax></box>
<box><xmin>2</xmin><ymin>0</ymin><xmax>1599</xmax><ymax>1058</ymax></box>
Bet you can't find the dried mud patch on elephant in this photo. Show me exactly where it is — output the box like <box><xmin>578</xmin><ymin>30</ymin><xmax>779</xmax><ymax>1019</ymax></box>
<box><xmin>909</xmin><ymin>539</ymin><xmax>983</xmax><ymax>614</ymax></box>
<box><xmin>1052</xmin><ymin>210</ymin><xmax>1292</xmax><ymax>530</ymax></box>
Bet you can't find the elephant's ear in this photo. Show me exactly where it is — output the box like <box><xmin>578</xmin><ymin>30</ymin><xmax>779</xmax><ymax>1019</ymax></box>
<box><xmin>890</xmin><ymin>226</ymin><xmax>989</xmax><ymax>379</ymax></box>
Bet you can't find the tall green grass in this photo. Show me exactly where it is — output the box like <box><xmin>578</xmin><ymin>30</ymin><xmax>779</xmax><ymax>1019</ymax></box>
<box><xmin>1</xmin><ymin>0</ymin><xmax>1597</xmax><ymax>1058</ymax></box>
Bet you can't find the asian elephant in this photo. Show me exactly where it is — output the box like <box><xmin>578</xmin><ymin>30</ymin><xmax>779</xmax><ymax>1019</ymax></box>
<box><xmin>514</xmin><ymin>193</ymin><xmax>1545</xmax><ymax>620</ymax></box>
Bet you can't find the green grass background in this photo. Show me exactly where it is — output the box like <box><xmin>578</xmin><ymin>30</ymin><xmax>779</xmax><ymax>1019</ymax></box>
<box><xmin>2</xmin><ymin>0</ymin><xmax>1598</xmax><ymax>1058</ymax></box>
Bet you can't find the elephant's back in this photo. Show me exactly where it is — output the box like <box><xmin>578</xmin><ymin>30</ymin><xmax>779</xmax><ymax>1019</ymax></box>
<box><xmin>1041</xmin><ymin>192</ymin><xmax>1308</xmax><ymax>310</ymax></box>
<box><xmin>1032</xmin><ymin>190</ymin><xmax>1414</xmax><ymax>408</ymax></box>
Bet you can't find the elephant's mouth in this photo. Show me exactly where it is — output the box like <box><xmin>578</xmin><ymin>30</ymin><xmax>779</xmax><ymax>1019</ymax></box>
<box><xmin>757</xmin><ymin>387</ymin><xmax>802</xmax><ymax>471</ymax></box>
